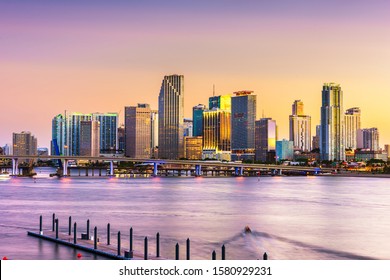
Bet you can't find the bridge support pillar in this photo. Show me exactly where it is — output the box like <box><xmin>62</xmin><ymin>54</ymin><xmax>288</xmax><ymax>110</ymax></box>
<box><xmin>279</xmin><ymin>169</ymin><xmax>282</xmax><ymax>176</ymax></box>
<box><xmin>195</xmin><ymin>165</ymin><xmax>202</xmax><ymax>177</ymax></box>
<box><xmin>153</xmin><ymin>162</ymin><xmax>158</xmax><ymax>176</ymax></box>
<box><xmin>109</xmin><ymin>161</ymin><xmax>114</xmax><ymax>176</ymax></box>
<box><xmin>240</xmin><ymin>167</ymin><xmax>244</xmax><ymax>176</ymax></box>
<box><xmin>63</xmin><ymin>159</ymin><xmax>68</xmax><ymax>176</ymax></box>
<box><xmin>12</xmin><ymin>158</ymin><xmax>19</xmax><ymax>176</ymax></box>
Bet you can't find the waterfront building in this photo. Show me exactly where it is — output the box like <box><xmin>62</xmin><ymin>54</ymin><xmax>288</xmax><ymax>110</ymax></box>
<box><xmin>151</xmin><ymin>110</ymin><xmax>159</xmax><ymax>158</ymax></box>
<box><xmin>184</xmin><ymin>118</ymin><xmax>193</xmax><ymax>137</ymax></box>
<box><xmin>51</xmin><ymin>114</ymin><xmax>65</xmax><ymax>155</ymax></box>
<box><xmin>80</xmin><ymin>120</ymin><xmax>100</xmax><ymax>157</ymax></box>
<box><xmin>385</xmin><ymin>144</ymin><xmax>390</xmax><ymax>160</ymax></box>
<box><xmin>117</xmin><ymin>125</ymin><xmax>125</xmax><ymax>153</ymax></box>
<box><xmin>255</xmin><ymin>118</ymin><xmax>277</xmax><ymax>163</ymax></box>
<box><xmin>344</xmin><ymin>107</ymin><xmax>361</xmax><ymax>150</ymax></box>
<box><xmin>276</xmin><ymin>139</ymin><xmax>294</xmax><ymax>162</ymax></box>
<box><xmin>312</xmin><ymin>125</ymin><xmax>321</xmax><ymax>150</ymax></box>
<box><xmin>357</xmin><ymin>128</ymin><xmax>379</xmax><ymax>151</ymax></box>
<box><xmin>289</xmin><ymin>100</ymin><xmax>311</xmax><ymax>152</ymax></box>
<box><xmin>320</xmin><ymin>83</ymin><xmax>345</xmax><ymax>161</ymax></box>
<box><xmin>355</xmin><ymin>150</ymin><xmax>387</xmax><ymax>162</ymax></box>
<box><xmin>12</xmin><ymin>131</ymin><xmax>37</xmax><ymax>156</ymax></box>
<box><xmin>65</xmin><ymin>113</ymin><xmax>93</xmax><ymax>156</ymax></box>
<box><xmin>184</xmin><ymin>136</ymin><xmax>203</xmax><ymax>160</ymax></box>
<box><xmin>2</xmin><ymin>144</ymin><xmax>12</xmax><ymax>155</ymax></box>
<box><xmin>125</xmin><ymin>104</ymin><xmax>152</xmax><ymax>158</ymax></box>
<box><xmin>92</xmin><ymin>113</ymin><xmax>118</xmax><ymax>154</ymax></box>
<box><xmin>158</xmin><ymin>74</ymin><xmax>184</xmax><ymax>159</ymax></box>
<box><xmin>231</xmin><ymin>91</ymin><xmax>257</xmax><ymax>161</ymax></box>
<box><xmin>192</xmin><ymin>104</ymin><xmax>206</xmax><ymax>137</ymax></box>
<box><xmin>202</xmin><ymin>109</ymin><xmax>231</xmax><ymax>161</ymax></box>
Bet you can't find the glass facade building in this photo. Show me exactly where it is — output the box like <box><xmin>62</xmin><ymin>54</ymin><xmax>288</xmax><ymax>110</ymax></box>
<box><xmin>320</xmin><ymin>83</ymin><xmax>345</xmax><ymax>161</ymax></box>
<box><xmin>231</xmin><ymin>91</ymin><xmax>257</xmax><ymax>161</ymax></box>
<box><xmin>92</xmin><ymin>113</ymin><xmax>118</xmax><ymax>153</ymax></box>
<box><xmin>158</xmin><ymin>75</ymin><xmax>184</xmax><ymax>159</ymax></box>
<box><xmin>255</xmin><ymin>118</ymin><xmax>277</xmax><ymax>162</ymax></box>
<box><xmin>192</xmin><ymin>104</ymin><xmax>206</xmax><ymax>137</ymax></box>
<box><xmin>276</xmin><ymin>139</ymin><xmax>294</xmax><ymax>162</ymax></box>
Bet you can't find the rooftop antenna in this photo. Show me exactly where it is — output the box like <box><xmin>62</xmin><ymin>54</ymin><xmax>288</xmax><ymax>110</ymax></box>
<box><xmin>262</xmin><ymin>109</ymin><xmax>265</xmax><ymax>118</ymax></box>
<box><xmin>213</xmin><ymin>84</ymin><xmax>215</xmax><ymax>96</ymax></box>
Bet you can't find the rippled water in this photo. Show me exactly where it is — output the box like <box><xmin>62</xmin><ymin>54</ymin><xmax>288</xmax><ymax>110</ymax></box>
<box><xmin>1</xmin><ymin>167</ymin><xmax>390</xmax><ymax>260</ymax></box>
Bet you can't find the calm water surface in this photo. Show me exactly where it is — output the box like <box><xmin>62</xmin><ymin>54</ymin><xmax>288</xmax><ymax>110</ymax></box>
<box><xmin>1</xmin><ymin>167</ymin><xmax>389</xmax><ymax>260</ymax></box>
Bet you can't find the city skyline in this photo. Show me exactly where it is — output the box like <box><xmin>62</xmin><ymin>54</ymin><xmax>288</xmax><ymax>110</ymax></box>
<box><xmin>1</xmin><ymin>1</ymin><xmax>389</xmax><ymax>148</ymax></box>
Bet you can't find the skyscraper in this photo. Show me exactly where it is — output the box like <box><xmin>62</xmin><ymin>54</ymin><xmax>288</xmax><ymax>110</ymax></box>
<box><xmin>202</xmin><ymin>108</ymin><xmax>231</xmax><ymax>161</ymax></box>
<box><xmin>344</xmin><ymin>107</ymin><xmax>361</xmax><ymax>150</ymax></box>
<box><xmin>276</xmin><ymin>139</ymin><xmax>294</xmax><ymax>162</ymax></box>
<box><xmin>357</xmin><ymin>128</ymin><xmax>379</xmax><ymax>151</ymax></box>
<box><xmin>289</xmin><ymin>100</ymin><xmax>311</xmax><ymax>152</ymax></box>
<box><xmin>183</xmin><ymin>118</ymin><xmax>193</xmax><ymax>137</ymax></box>
<box><xmin>158</xmin><ymin>74</ymin><xmax>184</xmax><ymax>159</ymax></box>
<box><xmin>80</xmin><ymin>120</ymin><xmax>100</xmax><ymax>157</ymax></box>
<box><xmin>255</xmin><ymin>118</ymin><xmax>277</xmax><ymax>162</ymax></box>
<box><xmin>150</xmin><ymin>110</ymin><xmax>159</xmax><ymax>158</ymax></box>
<box><xmin>51</xmin><ymin>114</ymin><xmax>65</xmax><ymax>155</ymax></box>
<box><xmin>65</xmin><ymin>112</ymin><xmax>93</xmax><ymax>156</ymax></box>
<box><xmin>192</xmin><ymin>104</ymin><xmax>206</xmax><ymax>137</ymax></box>
<box><xmin>125</xmin><ymin>104</ymin><xmax>152</xmax><ymax>158</ymax></box>
<box><xmin>231</xmin><ymin>91</ymin><xmax>257</xmax><ymax>161</ymax></box>
<box><xmin>92</xmin><ymin>113</ymin><xmax>118</xmax><ymax>154</ymax></box>
<box><xmin>12</xmin><ymin>131</ymin><xmax>37</xmax><ymax>156</ymax></box>
<box><xmin>320</xmin><ymin>83</ymin><xmax>345</xmax><ymax>161</ymax></box>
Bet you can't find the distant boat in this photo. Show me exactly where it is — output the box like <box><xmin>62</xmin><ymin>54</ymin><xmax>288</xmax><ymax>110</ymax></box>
<box><xmin>244</xmin><ymin>225</ymin><xmax>252</xmax><ymax>233</ymax></box>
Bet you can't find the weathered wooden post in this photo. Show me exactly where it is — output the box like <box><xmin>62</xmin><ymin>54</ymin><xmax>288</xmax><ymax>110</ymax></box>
<box><xmin>263</xmin><ymin>252</ymin><xmax>268</xmax><ymax>260</ymax></box>
<box><xmin>186</xmin><ymin>238</ymin><xmax>190</xmax><ymax>260</ymax></box>
<box><xmin>130</xmin><ymin>227</ymin><xmax>133</xmax><ymax>252</ymax></box>
<box><xmin>144</xmin><ymin>237</ymin><xmax>148</xmax><ymax>260</ymax></box>
<box><xmin>222</xmin><ymin>244</ymin><xmax>226</xmax><ymax>260</ymax></box>
<box><xmin>55</xmin><ymin>218</ymin><xmax>59</xmax><ymax>239</ymax></box>
<box><xmin>156</xmin><ymin>232</ymin><xmax>160</xmax><ymax>257</ymax></box>
<box><xmin>68</xmin><ymin>216</ymin><xmax>72</xmax><ymax>236</ymax></box>
<box><xmin>87</xmin><ymin>219</ymin><xmax>90</xmax><ymax>240</ymax></box>
<box><xmin>52</xmin><ymin>213</ymin><xmax>55</xmax><ymax>231</ymax></box>
<box><xmin>39</xmin><ymin>215</ymin><xmax>43</xmax><ymax>234</ymax></box>
<box><xmin>94</xmin><ymin>227</ymin><xmax>97</xmax><ymax>249</ymax></box>
<box><xmin>175</xmin><ymin>243</ymin><xmax>179</xmax><ymax>260</ymax></box>
<box><xmin>107</xmin><ymin>223</ymin><xmax>110</xmax><ymax>245</ymax></box>
<box><xmin>212</xmin><ymin>250</ymin><xmax>216</xmax><ymax>260</ymax></box>
<box><xmin>117</xmin><ymin>231</ymin><xmax>121</xmax><ymax>256</ymax></box>
<box><xmin>74</xmin><ymin>222</ymin><xmax>77</xmax><ymax>244</ymax></box>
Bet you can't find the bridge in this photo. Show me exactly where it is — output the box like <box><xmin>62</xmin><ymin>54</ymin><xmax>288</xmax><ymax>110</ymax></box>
<box><xmin>0</xmin><ymin>155</ymin><xmax>333</xmax><ymax>177</ymax></box>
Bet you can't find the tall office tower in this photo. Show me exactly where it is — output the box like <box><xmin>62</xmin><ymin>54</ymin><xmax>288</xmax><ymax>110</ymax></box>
<box><xmin>192</xmin><ymin>104</ymin><xmax>206</xmax><ymax>136</ymax></box>
<box><xmin>357</xmin><ymin>128</ymin><xmax>379</xmax><ymax>151</ymax></box>
<box><xmin>158</xmin><ymin>74</ymin><xmax>184</xmax><ymax>159</ymax></box>
<box><xmin>125</xmin><ymin>104</ymin><xmax>152</xmax><ymax>158</ymax></box>
<box><xmin>209</xmin><ymin>95</ymin><xmax>231</xmax><ymax>111</ymax></box>
<box><xmin>289</xmin><ymin>100</ymin><xmax>311</xmax><ymax>151</ymax></box>
<box><xmin>92</xmin><ymin>113</ymin><xmax>118</xmax><ymax>154</ymax></box>
<box><xmin>255</xmin><ymin>118</ymin><xmax>277</xmax><ymax>162</ymax></box>
<box><xmin>117</xmin><ymin>125</ymin><xmax>125</xmax><ymax>153</ymax></box>
<box><xmin>231</xmin><ymin>91</ymin><xmax>257</xmax><ymax>161</ymax></box>
<box><xmin>2</xmin><ymin>144</ymin><xmax>12</xmax><ymax>155</ymax></box>
<box><xmin>51</xmin><ymin>114</ymin><xmax>65</xmax><ymax>155</ymax></box>
<box><xmin>320</xmin><ymin>83</ymin><xmax>345</xmax><ymax>161</ymax></box>
<box><xmin>202</xmin><ymin>109</ymin><xmax>231</xmax><ymax>161</ymax></box>
<box><xmin>184</xmin><ymin>118</ymin><xmax>193</xmax><ymax>137</ymax></box>
<box><xmin>80</xmin><ymin>120</ymin><xmax>100</xmax><ymax>157</ymax></box>
<box><xmin>65</xmin><ymin>112</ymin><xmax>93</xmax><ymax>156</ymax></box>
<box><xmin>312</xmin><ymin>125</ymin><xmax>321</xmax><ymax>150</ymax></box>
<box><xmin>12</xmin><ymin>131</ymin><xmax>37</xmax><ymax>156</ymax></box>
<box><xmin>344</xmin><ymin>107</ymin><xmax>361</xmax><ymax>150</ymax></box>
<box><xmin>150</xmin><ymin>110</ymin><xmax>159</xmax><ymax>158</ymax></box>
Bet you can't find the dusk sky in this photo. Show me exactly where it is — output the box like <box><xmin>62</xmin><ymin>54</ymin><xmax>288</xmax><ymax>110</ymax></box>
<box><xmin>1</xmin><ymin>0</ymin><xmax>389</xmax><ymax>149</ymax></box>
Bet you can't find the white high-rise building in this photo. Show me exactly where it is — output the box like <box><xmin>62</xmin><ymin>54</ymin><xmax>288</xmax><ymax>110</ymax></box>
<box><xmin>344</xmin><ymin>107</ymin><xmax>361</xmax><ymax>150</ymax></box>
<box><xmin>357</xmin><ymin>128</ymin><xmax>379</xmax><ymax>151</ymax></box>
<box><xmin>320</xmin><ymin>83</ymin><xmax>345</xmax><ymax>161</ymax></box>
<box><xmin>289</xmin><ymin>100</ymin><xmax>311</xmax><ymax>152</ymax></box>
